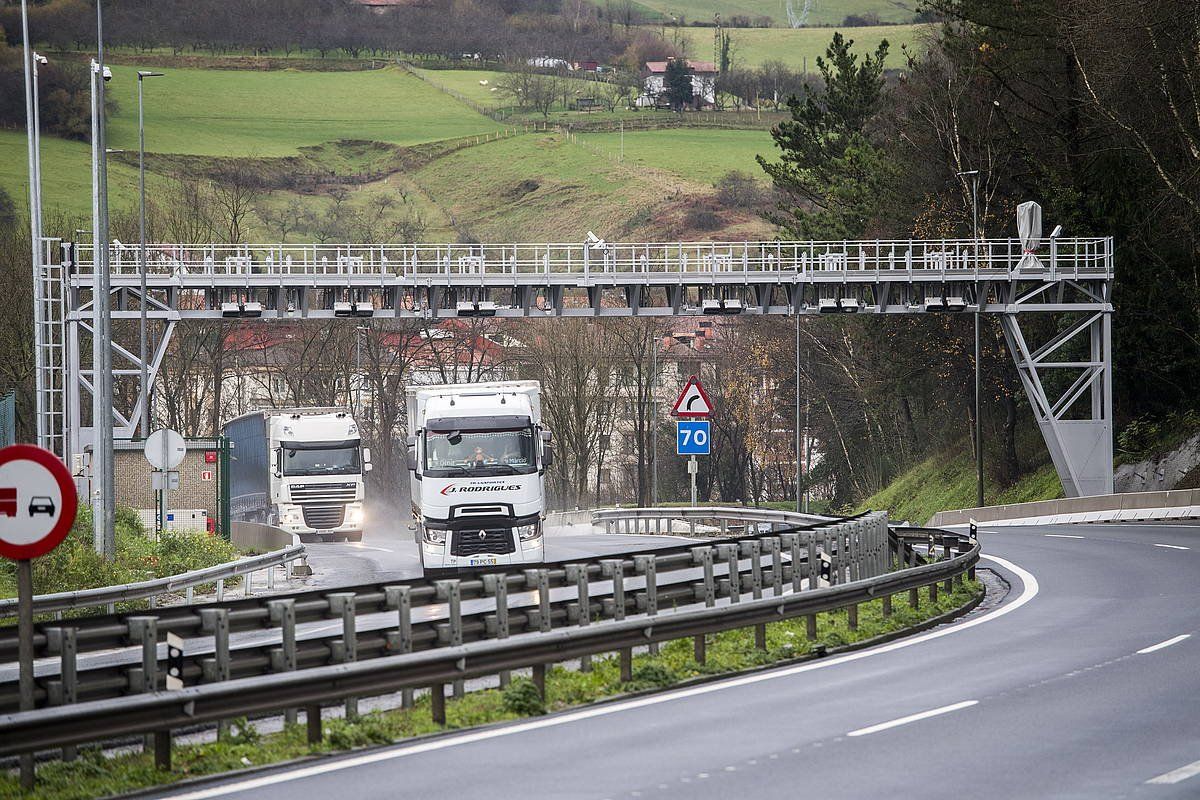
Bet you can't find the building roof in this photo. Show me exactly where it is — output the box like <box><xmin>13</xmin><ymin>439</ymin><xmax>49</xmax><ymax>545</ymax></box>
<box><xmin>645</xmin><ymin>59</ymin><xmax>718</xmax><ymax>74</ymax></box>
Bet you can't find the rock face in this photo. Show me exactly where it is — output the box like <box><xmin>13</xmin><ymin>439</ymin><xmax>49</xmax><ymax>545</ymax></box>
<box><xmin>1115</xmin><ymin>432</ymin><xmax>1200</xmax><ymax>493</ymax></box>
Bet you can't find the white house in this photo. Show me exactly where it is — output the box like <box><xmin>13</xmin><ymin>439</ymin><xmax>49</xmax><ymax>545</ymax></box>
<box><xmin>638</xmin><ymin>59</ymin><xmax>718</xmax><ymax>109</ymax></box>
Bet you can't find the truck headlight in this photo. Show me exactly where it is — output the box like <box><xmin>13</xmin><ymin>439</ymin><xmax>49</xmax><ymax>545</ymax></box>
<box><xmin>422</xmin><ymin>527</ymin><xmax>446</xmax><ymax>546</ymax></box>
<box><xmin>345</xmin><ymin>503</ymin><xmax>365</xmax><ymax>526</ymax></box>
<box><xmin>516</xmin><ymin>523</ymin><xmax>542</xmax><ymax>542</ymax></box>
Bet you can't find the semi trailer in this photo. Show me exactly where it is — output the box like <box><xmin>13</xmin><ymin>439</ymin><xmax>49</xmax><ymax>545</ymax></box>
<box><xmin>407</xmin><ymin>381</ymin><xmax>552</xmax><ymax>572</ymax></box>
<box><xmin>223</xmin><ymin>407</ymin><xmax>370</xmax><ymax>543</ymax></box>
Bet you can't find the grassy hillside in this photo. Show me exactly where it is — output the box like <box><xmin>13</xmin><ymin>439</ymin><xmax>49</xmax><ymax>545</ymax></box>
<box><xmin>634</xmin><ymin>0</ymin><xmax>920</xmax><ymax>26</ymax></box>
<box><xmin>102</xmin><ymin>65</ymin><xmax>502</xmax><ymax>157</ymax></box>
<box><xmin>854</xmin><ymin>451</ymin><xmax>1064</xmax><ymax>524</ymax></box>
<box><xmin>726</xmin><ymin>23</ymin><xmax>930</xmax><ymax>70</ymax></box>
<box><xmin>577</xmin><ymin>127</ymin><xmax>773</xmax><ymax>184</ymax></box>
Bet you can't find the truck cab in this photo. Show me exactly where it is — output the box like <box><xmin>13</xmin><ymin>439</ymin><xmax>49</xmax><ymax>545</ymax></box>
<box><xmin>408</xmin><ymin>382</ymin><xmax>551</xmax><ymax>572</ymax></box>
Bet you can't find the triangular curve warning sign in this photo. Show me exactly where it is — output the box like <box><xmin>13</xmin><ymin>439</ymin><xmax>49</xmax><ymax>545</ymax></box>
<box><xmin>671</xmin><ymin>375</ymin><xmax>713</xmax><ymax>417</ymax></box>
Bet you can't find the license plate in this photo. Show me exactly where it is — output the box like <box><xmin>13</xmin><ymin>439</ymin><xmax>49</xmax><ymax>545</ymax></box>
<box><xmin>469</xmin><ymin>557</ymin><xmax>498</xmax><ymax>567</ymax></box>
<box><xmin>317</xmin><ymin>530</ymin><xmax>334</xmax><ymax>536</ymax></box>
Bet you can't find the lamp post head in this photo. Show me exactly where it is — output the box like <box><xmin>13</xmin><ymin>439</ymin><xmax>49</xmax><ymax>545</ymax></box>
<box><xmin>137</xmin><ymin>70</ymin><xmax>165</xmax><ymax>79</ymax></box>
<box><xmin>32</xmin><ymin>52</ymin><xmax>48</xmax><ymax>65</ymax></box>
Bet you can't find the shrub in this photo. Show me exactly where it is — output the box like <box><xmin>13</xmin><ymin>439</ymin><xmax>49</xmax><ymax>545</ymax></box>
<box><xmin>323</xmin><ymin>715</ymin><xmax>395</xmax><ymax>749</ymax></box>
<box><xmin>502</xmin><ymin>677</ymin><xmax>546</xmax><ymax>716</ymax></box>
<box><xmin>624</xmin><ymin>663</ymin><xmax>678</xmax><ymax>691</ymax></box>
<box><xmin>683</xmin><ymin>206</ymin><xmax>722</xmax><ymax>231</ymax></box>
<box><xmin>714</xmin><ymin>170</ymin><xmax>767</xmax><ymax>209</ymax></box>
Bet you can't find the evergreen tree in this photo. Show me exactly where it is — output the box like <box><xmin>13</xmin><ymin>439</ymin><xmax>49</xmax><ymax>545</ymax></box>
<box><xmin>757</xmin><ymin>33</ymin><xmax>894</xmax><ymax>238</ymax></box>
<box><xmin>663</xmin><ymin>58</ymin><xmax>694</xmax><ymax>112</ymax></box>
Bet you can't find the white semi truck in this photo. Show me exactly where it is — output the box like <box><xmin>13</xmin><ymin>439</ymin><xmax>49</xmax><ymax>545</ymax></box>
<box><xmin>407</xmin><ymin>381</ymin><xmax>552</xmax><ymax>572</ymax></box>
<box><xmin>223</xmin><ymin>408</ymin><xmax>371</xmax><ymax>543</ymax></box>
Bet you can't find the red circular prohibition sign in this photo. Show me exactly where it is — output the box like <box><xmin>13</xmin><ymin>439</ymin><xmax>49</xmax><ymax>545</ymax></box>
<box><xmin>0</xmin><ymin>444</ymin><xmax>78</xmax><ymax>561</ymax></box>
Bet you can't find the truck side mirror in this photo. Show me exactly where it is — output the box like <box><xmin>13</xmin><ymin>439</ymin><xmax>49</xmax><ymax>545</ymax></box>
<box><xmin>364</xmin><ymin>462</ymin><xmax>374</xmax><ymax>473</ymax></box>
<box><xmin>362</xmin><ymin>447</ymin><xmax>372</xmax><ymax>463</ymax></box>
<box><xmin>269</xmin><ymin>449</ymin><xmax>280</xmax><ymax>477</ymax></box>
<box><xmin>542</xmin><ymin>448</ymin><xmax>554</xmax><ymax>468</ymax></box>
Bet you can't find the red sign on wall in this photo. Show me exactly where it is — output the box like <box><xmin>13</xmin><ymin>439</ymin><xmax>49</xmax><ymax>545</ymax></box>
<box><xmin>204</xmin><ymin>451</ymin><xmax>217</xmax><ymax>464</ymax></box>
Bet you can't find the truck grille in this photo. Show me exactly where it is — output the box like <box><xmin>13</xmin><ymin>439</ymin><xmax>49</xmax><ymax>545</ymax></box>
<box><xmin>451</xmin><ymin>528</ymin><xmax>516</xmax><ymax>557</ymax></box>
<box><xmin>290</xmin><ymin>482</ymin><xmax>357</xmax><ymax>504</ymax></box>
<box><xmin>302</xmin><ymin>506</ymin><xmax>346</xmax><ymax>529</ymax></box>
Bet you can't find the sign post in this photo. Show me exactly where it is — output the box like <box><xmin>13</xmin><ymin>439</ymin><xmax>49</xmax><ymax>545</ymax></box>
<box><xmin>671</xmin><ymin>376</ymin><xmax>714</xmax><ymax>507</ymax></box>
<box><xmin>0</xmin><ymin>444</ymin><xmax>78</xmax><ymax>789</ymax></box>
<box><xmin>144</xmin><ymin>428</ymin><xmax>185</xmax><ymax>538</ymax></box>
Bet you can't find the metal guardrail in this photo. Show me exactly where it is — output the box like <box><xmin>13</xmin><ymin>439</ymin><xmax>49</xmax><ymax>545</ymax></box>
<box><xmin>0</xmin><ymin>544</ymin><xmax>308</xmax><ymax>618</ymax></box>
<box><xmin>593</xmin><ymin>505</ymin><xmax>833</xmax><ymax>536</ymax></box>
<box><xmin>0</xmin><ymin>512</ymin><xmax>880</xmax><ymax>712</ymax></box>
<box><xmin>0</xmin><ymin>525</ymin><xmax>979</xmax><ymax>766</ymax></box>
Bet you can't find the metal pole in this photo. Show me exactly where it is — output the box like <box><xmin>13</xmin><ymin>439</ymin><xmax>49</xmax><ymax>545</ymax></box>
<box><xmin>795</xmin><ymin>309</ymin><xmax>801</xmax><ymax>513</ymax></box>
<box><xmin>137</xmin><ymin>72</ymin><xmax>162</xmax><ymax>438</ymax></box>
<box><xmin>689</xmin><ymin>454</ymin><xmax>697</xmax><ymax>505</ymax></box>
<box><xmin>94</xmin><ymin>0</ymin><xmax>115</xmax><ymax>558</ymax></box>
<box><xmin>20</xmin><ymin>1</ymin><xmax>45</xmax><ymax>451</ymax></box>
<box><xmin>17</xmin><ymin>559</ymin><xmax>34</xmax><ymax>789</ymax></box>
<box><xmin>971</xmin><ymin>172</ymin><xmax>983</xmax><ymax>508</ymax></box>
<box><xmin>650</xmin><ymin>335</ymin><xmax>658</xmax><ymax>506</ymax></box>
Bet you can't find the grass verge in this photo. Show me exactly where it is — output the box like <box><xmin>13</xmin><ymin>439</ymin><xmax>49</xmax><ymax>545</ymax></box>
<box><xmin>0</xmin><ymin>578</ymin><xmax>981</xmax><ymax>799</ymax></box>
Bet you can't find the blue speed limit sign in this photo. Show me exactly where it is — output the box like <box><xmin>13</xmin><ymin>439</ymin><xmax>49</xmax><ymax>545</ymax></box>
<box><xmin>677</xmin><ymin>421</ymin><xmax>710</xmax><ymax>455</ymax></box>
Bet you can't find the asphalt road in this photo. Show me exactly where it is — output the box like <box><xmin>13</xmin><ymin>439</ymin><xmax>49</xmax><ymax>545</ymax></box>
<box><xmin>150</xmin><ymin>522</ymin><xmax>1200</xmax><ymax>799</ymax></box>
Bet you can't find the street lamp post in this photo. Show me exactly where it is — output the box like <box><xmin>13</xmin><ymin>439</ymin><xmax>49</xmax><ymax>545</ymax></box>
<box><xmin>794</xmin><ymin>308</ymin><xmax>802</xmax><ymax>514</ymax></box>
<box><xmin>19</xmin><ymin>1</ymin><xmax>46</xmax><ymax>451</ymax></box>
<box><xmin>137</xmin><ymin>71</ymin><xmax>163</xmax><ymax>438</ymax></box>
<box><xmin>957</xmin><ymin>169</ymin><xmax>983</xmax><ymax>508</ymax></box>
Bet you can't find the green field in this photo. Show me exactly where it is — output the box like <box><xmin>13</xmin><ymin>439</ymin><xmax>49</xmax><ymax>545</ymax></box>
<box><xmin>578</xmin><ymin>128</ymin><xmax>773</xmax><ymax>185</ymax></box>
<box><xmin>0</xmin><ymin>130</ymin><xmax>168</xmax><ymax>218</ymax></box>
<box><xmin>633</xmin><ymin>0</ymin><xmax>920</xmax><ymax>26</ymax></box>
<box><xmin>411</xmin><ymin>68</ymin><xmax>608</xmax><ymax>115</ymax></box>
<box><xmin>102</xmin><ymin>65</ymin><xmax>501</xmax><ymax>157</ymax></box>
<box><xmin>726</xmin><ymin>23</ymin><xmax>930</xmax><ymax>70</ymax></box>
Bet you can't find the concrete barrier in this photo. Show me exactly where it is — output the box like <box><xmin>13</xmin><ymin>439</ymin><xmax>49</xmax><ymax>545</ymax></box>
<box><xmin>232</xmin><ymin>520</ymin><xmax>302</xmax><ymax>552</ymax></box>
<box><xmin>929</xmin><ymin>488</ymin><xmax>1200</xmax><ymax>528</ymax></box>
<box><xmin>545</xmin><ymin>509</ymin><xmax>594</xmax><ymax>528</ymax></box>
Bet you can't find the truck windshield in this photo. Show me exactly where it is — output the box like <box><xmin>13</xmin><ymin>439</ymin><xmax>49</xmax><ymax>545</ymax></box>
<box><xmin>281</xmin><ymin>445</ymin><xmax>360</xmax><ymax>477</ymax></box>
<box><xmin>424</xmin><ymin>428</ymin><xmax>536</xmax><ymax>476</ymax></box>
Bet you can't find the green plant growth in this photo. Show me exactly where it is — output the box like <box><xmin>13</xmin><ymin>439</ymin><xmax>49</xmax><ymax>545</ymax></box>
<box><xmin>853</xmin><ymin>450</ymin><xmax>1063</xmax><ymax>523</ymax></box>
<box><xmin>0</xmin><ymin>579</ymin><xmax>979</xmax><ymax>799</ymax></box>
<box><xmin>0</xmin><ymin>504</ymin><xmax>242</xmax><ymax>613</ymax></box>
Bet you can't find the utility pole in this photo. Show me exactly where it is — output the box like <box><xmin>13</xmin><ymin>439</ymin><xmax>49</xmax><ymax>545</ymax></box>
<box><xmin>957</xmin><ymin>169</ymin><xmax>984</xmax><ymax>508</ymax></box>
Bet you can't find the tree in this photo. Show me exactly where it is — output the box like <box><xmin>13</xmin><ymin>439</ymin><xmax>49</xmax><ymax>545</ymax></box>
<box><xmin>663</xmin><ymin>58</ymin><xmax>694</xmax><ymax>111</ymax></box>
<box><xmin>757</xmin><ymin>33</ymin><xmax>897</xmax><ymax>239</ymax></box>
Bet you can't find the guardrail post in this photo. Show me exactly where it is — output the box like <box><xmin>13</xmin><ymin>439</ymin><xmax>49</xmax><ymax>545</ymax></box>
<box><xmin>46</xmin><ymin>627</ymin><xmax>78</xmax><ymax>761</ymax></box>
<box><xmin>743</xmin><ymin>540</ymin><xmax>767</xmax><ymax>650</ymax></box>
<box><xmin>216</xmin><ymin>578</ymin><xmax>224</xmax><ymax>602</ymax></box>
<box><xmin>634</xmin><ymin>555</ymin><xmax>658</xmax><ymax>654</ymax></box>
<box><xmin>307</xmin><ymin>703</ymin><xmax>322</xmax><ymax>744</ymax></box>
<box><xmin>601</xmin><ymin>559</ymin><xmax>632</xmax><ymax>681</ymax></box>
<box><xmin>327</xmin><ymin>592</ymin><xmax>358</xmax><ymax>718</ymax></box>
<box><xmin>805</xmin><ymin>534</ymin><xmax>818</xmax><ymax>640</ymax></box>
<box><xmin>691</xmin><ymin>546</ymin><xmax>714</xmax><ymax>663</ymax></box>
<box><xmin>716</xmin><ymin>544</ymin><xmax>740</xmax><ymax>603</ymax></box>
<box><xmin>882</xmin><ymin>592</ymin><xmax>893</xmax><ymax>617</ymax></box>
<box><xmin>200</xmin><ymin>608</ymin><xmax>231</xmax><ymax>739</ymax></box>
<box><xmin>768</xmin><ymin>537</ymin><xmax>784</xmax><ymax>597</ymax></box>
<box><xmin>565</xmin><ymin>565</ymin><xmax>591</xmax><ymax>672</ymax></box>
<box><xmin>436</xmin><ymin>580</ymin><xmax>465</xmax><ymax>699</ymax></box>
<box><xmin>929</xmin><ymin>580</ymin><xmax>939</xmax><ymax>604</ymax></box>
<box><xmin>847</xmin><ymin>602</ymin><xmax>858</xmax><ymax>631</ymax></box>
<box><xmin>385</xmin><ymin>585</ymin><xmax>415</xmax><ymax>705</ymax></box>
<box><xmin>128</xmin><ymin>617</ymin><xmax>159</xmax><ymax>753</ymax></box>
<box><xmin>909</xmin><ymin>585</ymin><xmax>920</xmax><ymax>608</ymax></box>
<box><xmin>267</xmin><ymin>598</ymin><xmax>297</xmax><ymax>725</ymax></box>
<box><xmin>779</xmin><ymin>533</ymin><xmax>800</xmax><ymax>592</ymax></box>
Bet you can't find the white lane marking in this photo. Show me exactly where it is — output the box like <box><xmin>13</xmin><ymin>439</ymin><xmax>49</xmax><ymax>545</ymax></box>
<box><xmin>1137</xmin><ymin>634</ymin><xmax>1191</xmax><ymax>655</ymax></box>
<box><xmin>159</xmin><ymin>553</ymin><xmax>1038</xmax><ymax>800</ymax></box>
<box><xmin>846</xmin><ymin>700</ymin><xmax>978</xmax><ymax>737</ymax></box>
<box><xmin>1044</xmin><ymin>534</ymin><xmax>1084</xmax><ymax>539</ymax></box>
<box><xmin>1153</xmin><ymin>543</ymin><xmax>1189</xmax><ymax>551</ymax></box>
<box><xmin>1146</xmin><ymin>758</ymin><xmax>1200</xmax><ymax>785</ymax></box>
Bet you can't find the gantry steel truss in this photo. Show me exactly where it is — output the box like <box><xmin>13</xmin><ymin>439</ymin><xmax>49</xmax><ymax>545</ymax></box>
<box><xmin>41</xmin><ymin>236</ymin><xmax>1114</xmax><ymax>497</ymax></box>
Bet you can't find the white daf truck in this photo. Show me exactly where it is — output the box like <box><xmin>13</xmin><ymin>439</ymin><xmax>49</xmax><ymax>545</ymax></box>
<box><xmin>407</xmin><ymin>381</ymin><xmax>552</xmax><ymax>573</ymax></box>
<box><xmin>223</xmin><ymin>408</ymin><xmax>371</xmax><ymax>543</ymax></box>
